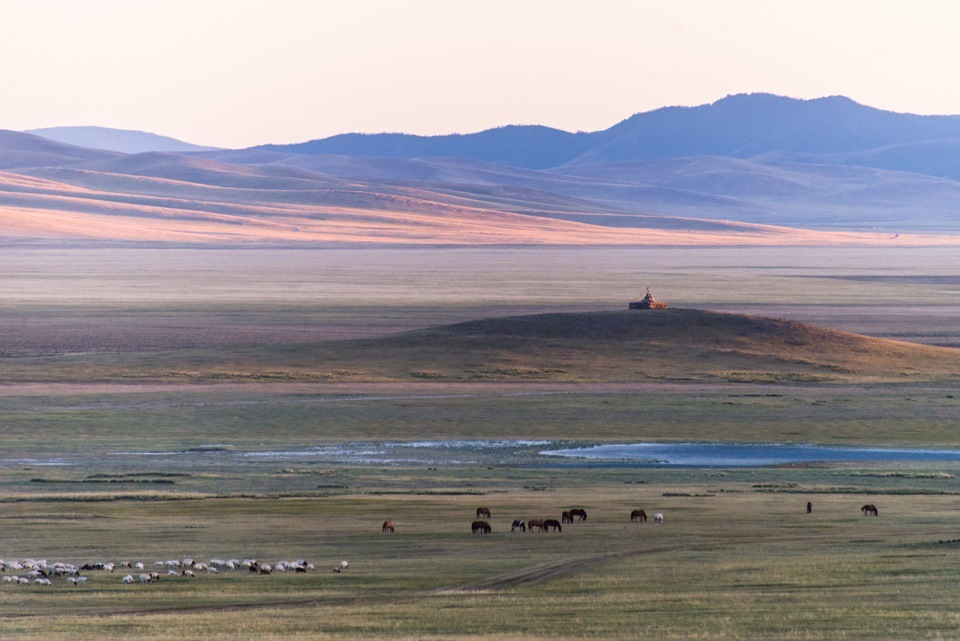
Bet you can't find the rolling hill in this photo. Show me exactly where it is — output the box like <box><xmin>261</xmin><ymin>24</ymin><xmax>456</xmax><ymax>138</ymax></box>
<box><xmin>26</xmin><ymin>126</ymin><xmax>220</xmax><ymax>154</ymax></box>
<box><xmin>5</xmin><ymin>93</ymin><xmax>960</xmax><ymax>243</ymax></box>
<box><xmin>6</xmin><ymin>310</ymin><xmax>959</xmax><ymax>384</ymax></box>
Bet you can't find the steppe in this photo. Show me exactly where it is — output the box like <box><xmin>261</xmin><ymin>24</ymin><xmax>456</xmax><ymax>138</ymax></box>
<box><xmin>2</xmin><ymin>244</ymin><xmax>960</xmax><ymax>640</ymax></box>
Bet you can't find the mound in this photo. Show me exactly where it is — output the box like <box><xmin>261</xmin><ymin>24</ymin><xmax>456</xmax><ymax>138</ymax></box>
<box><xmin>26</xmin><ymin>309</ymin><xmax>954</xmax><ymax>385</ymax></box>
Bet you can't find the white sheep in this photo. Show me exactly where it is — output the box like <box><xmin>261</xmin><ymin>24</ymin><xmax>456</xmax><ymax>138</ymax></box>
<box><xmin>122</xmin><ymin>575</ymin><xmax>134</xmax><ymax>584</ymax></box>
<box><xmin>138</xmin><ymin>573</ymin><xmax>152</xmax><ymax>583</ymax></box>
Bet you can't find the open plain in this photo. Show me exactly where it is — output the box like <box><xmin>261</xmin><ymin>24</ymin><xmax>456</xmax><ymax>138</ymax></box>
<box><xmin>2</xmin><ymin>244</ymin><xmax>960</xmax><ymax>640</ymax></box>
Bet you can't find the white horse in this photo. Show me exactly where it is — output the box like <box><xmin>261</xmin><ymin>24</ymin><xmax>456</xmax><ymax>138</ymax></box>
<box><xmin>654</xmin><ymin>512</ymin><xmax>664</xmax><ymax>524</ymax></box>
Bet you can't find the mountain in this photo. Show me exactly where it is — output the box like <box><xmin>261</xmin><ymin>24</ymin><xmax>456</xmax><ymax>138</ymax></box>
<box><xmin>25</xmin><ymin>126</ymin><xmax>220</xmax><ymax>154</ymax></box>
<box><xmin>5</xmin><ymin>95</ymin><xmax>960</xmax><ymax>243</ymax></box>
<box><xmin>256</xmin><ymin>125</ymin><xmax>594</xmax><ymax>170</ymax></box>
<box><xmin>251</xmin><ymin>94</ymin><xmax>960</xmax><ymax>179</ymax></box>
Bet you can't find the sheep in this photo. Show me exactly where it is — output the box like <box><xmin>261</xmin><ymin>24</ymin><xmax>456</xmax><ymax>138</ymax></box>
<box><xmin>138</xmin><ymin>573</ymin><xmax>152</xmax><ymax>583</ymax></box>
<box><xmin>1</xmin><ymin>576</ymin><xmax>13</xmax><ymax>584</ymax></box>
<box><xmin>76</xmin><ymin>577</ymin><xmax>88</xmax><ymax>585</ymax></box>
<box><xmin>168</xmin><ymin>570</ymin><xmax>179</xmax><ymax>577</ymax></box>
<box><xmin>135</xmin><ymin>562</ymin><xmax>145</xmax><ymax>571</ymax></box>
<box><xmin>17</xmin><ymin>578</ymin><xmax>29</xmax><ymax>584</ymax></box>
<box><xmin>258</xmin><ymin>564</ymin><xmax>272</xmax><ymax>575</ymax></box>
<box><xmin>34</xmin><ymin>578</ymin><xmax>52</xmax><ymax>586</ymax></box>
<box><xmin>206</xmin><ymin>566</ymin><xmax>219</xmax><ymax>574</ymax></box>
<box><xmin>182</xmin><ymin>569</ymin><xmax>195</xmax><ymax>578</ymax></box>
<box><xmin>122</xmin><ymin>575</ymin><xmax>134</xmax><ymax>584</ymax></box>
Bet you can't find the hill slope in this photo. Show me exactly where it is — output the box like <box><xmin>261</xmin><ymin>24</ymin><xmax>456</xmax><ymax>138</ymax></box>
<box><xmin>26</xmin><ymin>126</ymin><xmax>220</xmax><ymax>154</ymax></box>
<box><xmin>252</xmin><ymin>94</ymin><xmax>960</xmax><ymax>177</ymax></box>
<box><xmin>7</xmin><ymin>310</ymin><xmax>959</xmax><ymax>384</ymax></box>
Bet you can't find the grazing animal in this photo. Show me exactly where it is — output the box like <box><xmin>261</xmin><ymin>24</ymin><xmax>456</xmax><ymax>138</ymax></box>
<box><xmin>527</xmin><ymin>519</ymin><xmax>544</xmax><ymax>532</ymax></box>
<box><xmin>258</xmin><ymin>564</ymin><xmax>272</xmax><ymax>575</ymax></box>
<box><xmin>382</xmin><ymin>520</ymin><xmax>395</xmax><ymax>533</ymax></box>
<box><xmin>471</xmin><ymin>520</ymin><xmax>492</xmax><ymax>534</ymax></box>
<box><xmin>807</xmin><ymin>501</ymin><xmax>813</xmax><ymax>514</ymax></box>
<box><xmin>542</xmin><ymin>519</ymin><xmax>562</xmax><ymax>532</ymax></box>
<box><xmin>561</xmin><ymin>511</ymin><xmax>573</xmax><ymax>524</ymax></box>
<box><xmin>511</xmin><ymin>519</ymin><xmax>526</xmax><ymax>533</ymax></box>
<box><xmin>122</xmin><ymin>575</ymin><xmax>134</xmax><ymax>584</ymax></box>
<box><xmin>654</xmin><ymin>512</ymin><xmax>664</xmax><ymax>524</ymax></box>
<box><xmin>570</xmin><ymin>508</ymin><xmax>587</xmax><ymax>521</ymax></box>
<box><xmin>476</xmin><ymin>507</ymin><xmax>491</xmax><ymax>519</ymax></box>
<box><xmin>631</xmin><ymin>509</ymin><xmax>647</xmax><ymax>522</ymax></box>
<box><xmin>861</xmin><ymin>504</ymin><xmax>879</xmax><ymax>516</ymax></box>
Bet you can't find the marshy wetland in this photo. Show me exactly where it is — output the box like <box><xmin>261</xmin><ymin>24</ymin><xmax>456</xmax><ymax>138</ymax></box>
<box><xmin>2</xmin><ymin>244</ymin><xmax>960</xmax><ymax>640</ymax></box>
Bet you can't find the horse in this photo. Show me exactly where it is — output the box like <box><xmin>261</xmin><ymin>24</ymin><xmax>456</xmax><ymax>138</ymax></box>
<box><xmin>561</xmin><ymin>511</ymin><xmax>573</xmax><ymax>524</ymax></box>
<box><xmin>653</xmin><ymin>512</ymin><xmax>664</xmax><ymax>524</ymax></box>
<box><xmin>542</xmin><ymin>519</ymin><xmax>562</xmax><ymax>532</ymax></box>
<box><xmin>630</xmin><ymin>509</ymin><xmax>647</xmax><ymax>522</ymax></box>
<box><xmin>382</xmin><ymin>520</ymin><xmax>395</xmax><ymax>533</ymax></box>
<box><xmin>570</xmin><ymin>508</ymin><xmax>587</xmax><ymax>521</ymax></box>
<box><xmin>861</xmin><ymin>504</ymin><xmax>879</xmax><ymax>516</ymax></box>
<box><xmin>511</xmin><ymin>519</ymin><xmax>526</xmax><ymax>533</ymax></box>
<box><xmin>472</xmin><ymin>520</ymin><xmax>492</xmax><ymax>534</ymax></box>
<box><xmin>807</xmin><ymin>501</ymin><xmax>812</xmax><ymax>514</ymax></box>
<box><xmin>527</xmin><ymin>519</ymin><xmax>544</xmax><ymax>532</ymax></box>
<box><xmin>476</xmin><ymin>507</ymin><xmax>491</xmax><ymax>519</ymax></box>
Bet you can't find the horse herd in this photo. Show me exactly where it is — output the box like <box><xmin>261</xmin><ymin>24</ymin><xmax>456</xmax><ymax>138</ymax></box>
<box><xmin>382</xmin><ymin>507</ymin><xmax>664</xmax><ymax>535</ymax></box>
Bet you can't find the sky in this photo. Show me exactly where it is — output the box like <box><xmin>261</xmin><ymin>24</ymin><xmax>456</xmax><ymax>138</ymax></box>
<box><xmin>3</xmin><ymin>0</ymin><xmax>960</xmax><ymax>149</ymax></box>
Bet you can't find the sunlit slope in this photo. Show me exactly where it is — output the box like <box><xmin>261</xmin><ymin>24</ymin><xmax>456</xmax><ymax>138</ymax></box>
<box><xmin>7</xmin><ymin>310</ymin><xmax>960</xmax><ymax>383</ymax></box>
<box><xmin>0</xmin><ymin>131</ymin><xmax>953</xmax><ymax>244</ymax></box>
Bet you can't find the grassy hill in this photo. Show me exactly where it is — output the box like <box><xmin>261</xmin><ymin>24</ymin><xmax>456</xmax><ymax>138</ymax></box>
<box><xmin>6</xmin><ymin>309</ymin><xmax>960</xmax><ymax>384</ymax></box>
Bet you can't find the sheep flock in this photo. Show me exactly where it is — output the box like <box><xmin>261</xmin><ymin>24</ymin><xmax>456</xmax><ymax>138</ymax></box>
<box><xmin>0</xmin><ymin>557</ymin><xmax>347</xmax><ymax>587</ymax></box>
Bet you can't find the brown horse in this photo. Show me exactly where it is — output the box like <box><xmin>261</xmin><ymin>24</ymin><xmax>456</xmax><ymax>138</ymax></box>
<box><xmin>472</xmin><ymin>520</ymin><xmax>492</xmax><ymax>534</ymax></box>
<box><xmin>527</xmin><ymin>519</ymin><xmax>544</xmax><ymax>532</ymax></box>
<box><xmin>542</xmin><ymin>519</ymin><xmax>562</xmax><ymax>532</ymax></box>
<box><xmin>561</xmin><ymin>511</ymin><xmax>573</xmax><ymax>524</ymax></box>
<box><xmin>476</xmin><ymin>507</ymin><xmax>491</xmax><ymax>519</ymax></box>
<box><xmin>861</xmin><ymin>504</ymin><xmax>879</xmax><ymax>516</ymax></box>
<box><xmin>630</xmin><ymin>509</ymin><xmax>647</xmax><ymax>522</ymax></box>
<box><xmin>570</xmin><ymin>508</ymin><xmax>587</xmax><ymax>521</ymax></box>
<box><xmin>382</xmin><ymin>520</ymin><xmax>395</xmax><ymax>533</ymax></box>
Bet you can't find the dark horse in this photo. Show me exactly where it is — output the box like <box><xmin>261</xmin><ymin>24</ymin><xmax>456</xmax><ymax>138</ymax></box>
<box><xmin>630</xmin><ymin>509</ymin><xmax>647</xmax><ymax>522</ymax></box>
<box><xmin>382</xmin><ymin>520</ymin><xmax>395</xmax><ymax>533</ymax></box>
<box><xmin>570</xmin><ymin>508</ymin><xmax>587</xmax><ymax>521</ymax></box>
<box><xmin>561</xmin><ymin>511</ymin><xmax>573</xmax><ymax>524</ymax></box>
<box><xmin>527</xmin><ymin>519</ymin><xmax>544</xmax><ymax>532</ymax></box>
<box><xmin>542</xmin><ymin>519</ymin><xmax>562</xmax><ymax>532</ymax></box>
<box><xmin>472</xmin><ymin>520</ymin><xmax>492</xmax><ymax>534</ymax></box>
<box><xmin>476</xmin><ymin>506</ymin><xmax>491</xmax><ymax>519</ymax></box>
<box><xmin>511</xmin><ymin>519</ymin><xmax>526</xmax><ymax>533</ymax></box>
<box><xmin>861</xmin><ymin>504</ymin><xmax>879</xmax><ymax>516</ymax></box>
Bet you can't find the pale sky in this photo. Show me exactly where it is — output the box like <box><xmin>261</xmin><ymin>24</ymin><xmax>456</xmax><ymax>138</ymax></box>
<box><xmin>3</xmin><ymin>0</ymin><xmax>959</xmax><ymax>149</ymax></box>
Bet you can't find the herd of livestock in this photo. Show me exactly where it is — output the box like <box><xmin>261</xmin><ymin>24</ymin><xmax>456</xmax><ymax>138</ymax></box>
<box><xmin>384</xmin><ymin>506</ymin><xmax>666</xmax><ymax>536</ymax></box>
<box><xmin>0</xmin><ymin>557</ymin><xmax>344</xmax><ymax>587</ymax></box>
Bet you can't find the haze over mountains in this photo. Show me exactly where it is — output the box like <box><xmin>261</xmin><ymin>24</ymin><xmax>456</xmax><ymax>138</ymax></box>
<box><xmin>6</xmin><ymin>93</ymin><xmax>960</xmax><ymax>244</ymax></box>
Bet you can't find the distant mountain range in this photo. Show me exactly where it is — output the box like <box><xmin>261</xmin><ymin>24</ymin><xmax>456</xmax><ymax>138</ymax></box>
<box><xmin>5</xmin><ymin>93</ymin><xmax>960</xmax><ymax>244</ymax></box>
<box><xmin>252</xmin><ymin>93</ymin><xmax>960</xmax><ymax>178</ymax></box>
<box><xmin>25</xmin><ymin>126</ymin><xmax>220</xmax><ymax>154</ymax></box>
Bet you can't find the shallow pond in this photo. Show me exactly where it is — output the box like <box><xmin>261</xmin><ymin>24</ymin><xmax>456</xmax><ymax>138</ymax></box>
<box><xmin>542</xmin><ymin>442</ymin><xmax>960</xmax><ymax>467</ymax></box>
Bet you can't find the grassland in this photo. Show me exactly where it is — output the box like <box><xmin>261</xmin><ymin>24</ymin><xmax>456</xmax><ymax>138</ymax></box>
<box><xmin>2</xmin><ymin>245</ymin><xmax>960</xmax><ymax>639</ymax></box>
